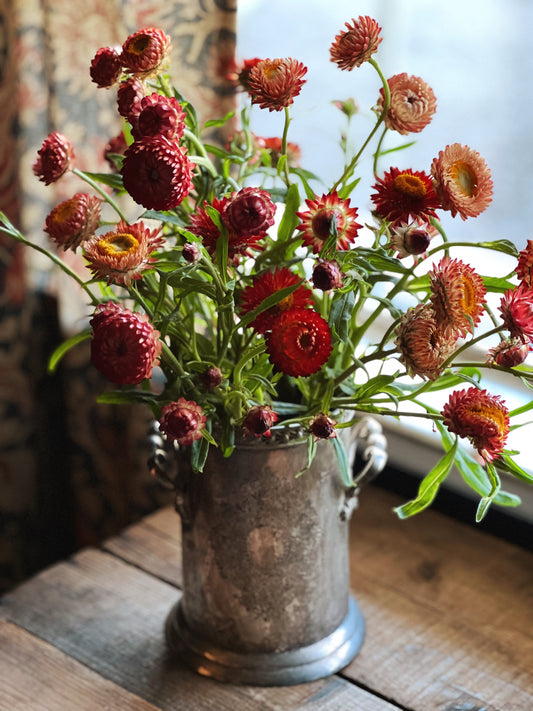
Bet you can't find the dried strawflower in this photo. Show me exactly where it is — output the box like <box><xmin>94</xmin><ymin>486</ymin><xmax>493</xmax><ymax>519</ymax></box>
<box><xmin>120</xmin><ymin>27</ymin><xmax>171</xmax><ymax>78</ymax></box>
<box><xmin>117</xmin><ymin>76</ymin><xmax>145</xmax><ymax>118</ymax></box>
<box><xmin>90</xmin><ymin>301</ymin><xmax>161</xmax><ymax>385</ymax></box>
<box><xmin>159</xmin><ymin>398</ymin><xmax>206</xmax><ymax>446</ymax></box>
<box><xmin>224</xmin><ymin>187</ymin><xmax>276</xmax><ymax>238</ymax></box>
<box><xmin>330</xmin><ymin>16</ymin><xmax>382</xmax><ymax>70</ymax></box>
<box><xmin>431</xmin><ymin>143</ymin><xmax>493</xmax><ymax>220</ymax></box>
<box><xmin>442</xmin><ymin>388</ymin><xmax>509</xmax><ymax>462</ymax></box>
<box><xmin>33</xmin><ymin>132</ymin><xmax>75</xmax><ymax>185</ymax></box>
<box><xmin>266</xmin><ymin>308</ymin><xmax>332</xmax><ymax>377</ymax></box>
<box><xmin>377</xmin><ymin>73</ymin><xmax>437</xmax><ymax>135</ymax></box>
<box><xmin>296</xmin><ymin>192</ymin><xmax>361</xmax><ymax>253</ymax></box>
<box><xmin>248</xmin><ymin>57</ymin><xmax>307</xmax><ymax>111</ymax></box>
<box><xmin>499</xmin><ymin>283</ymin><xmax>533</xmax><ymax>342</ymax></box>
<box><xmin>104</xmin><ymin>132</ymin><xmax>128</xmax><ymax>170</ymax></box>
<box><xmin>44</xmin><ymin>193</ymin><xmax>101</xmax><ymax>251</ymax></box>
<box><xmin>132</xmin><ymin>93</ymin><xmax>186</xmax><ymax>141</ymax></box>
<box><xmin>90</xmin><ymin>47</ymin><xmax>122</xmax><ymax>88</ymax></box>
<box><xmin>371</xmin><ymin>168</ymin><xmax>440</xmax><ymax>225</ymax></box>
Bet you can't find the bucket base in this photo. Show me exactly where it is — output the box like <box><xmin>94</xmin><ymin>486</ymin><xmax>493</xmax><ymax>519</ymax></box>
<box><xmin>165</xmin><ymin>595</ymin><xmax>365</xmax><ymax>686</ymax></box>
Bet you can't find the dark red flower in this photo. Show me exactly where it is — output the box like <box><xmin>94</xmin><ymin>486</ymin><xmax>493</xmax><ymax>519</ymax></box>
<box><xmin>248</xmin><ymin>58</ymin><xmax>307</xmax><ymax>111</ymax></box>
<box><xmin>242</xmin><ymin>405</ymin><xmax>279</xmax><ymax>438</ymax></box>
<box><xmin>159</xmin><ymin>398</ymin><xmax>206</xmax><ymax>446</ymax></box>
<box><xmin>132</xmin><ymin>92</ymin><xmax>186</xmax><ymax>141</ymax></box>
<box><xmin>120</xmin><ymin>27</ymin><xmax>171</xmax><ymax>78</ymax></box>
<box><xmin>224</xmin><ymin>187</ymin><xmax>276</xmax><ymax>238</ymax></box>
<box><xmin>516</xmin><ymin>239</ymin><xmax>533</xmax><ymax>287</ymax></box>
<box><xmin>308</xmin><ymin>413</ymin><xmax>338</xmax><ymax>440</ymax></box>
<box><xmin>487</xmin><ymin>339</ymin><xmax>531</xmax><ymax>368</ymax></box>
<box><xmin>117</xmin><ymin>77</ymin><xmax>145</xmax><ymax>119</ymax></box>
<box><xmin>90</xmin><ymin>301</ymin><xmax>161</xmax><ymax>385</ymax></box>
<box><xmin>182</xmin><ymin>242</ymin><xmax>200</xmax><ymax>264</ymax></box>
<box><xmin>240</xmin><ymin>267</ymin><xmax>313</xmax><ymax>334</ymax></box>
<box><xmin>104</xmin><ymin>132</ymin><xmax>128</xmax><ymax>171</ymax></box>
<box><xmin>44</xmin><ymin>193</ymin><xmax>101</xmax><ymax>251</ymax></box>
<box><xmin>200</xmin><ymin>366</ymin><xmax>223</xmax><ymax>390</ymax></box>
<box><xmin>296</xmin><ymin>192</ymin><xmax>361</xmax><ymax>253</ymax></box>
<box><xmin>266</xmin><ymin>308</ymin><xmax>332</xmax><ymax>377</ymax></box>
<box><xmin>371</xmin><ymin>167</ymin><xmax>440</xmax><ymax>225</ymax></box>
<box><xmin>312</xmin><ymin>259</ymin><xmax>343</xmax><ymax>291</ymax></box>
<box><xmin>121</xmin><ymin>136</ymin><xmax>193</xmax><ymax>211</ymax></box>
<box><xmin>33</xmin><ymin>132</ymin><xmax>75</xmax><ymax>185</ymax></box>
<box><xmin>90</xmin><ymin>46</ymin><xmax>122</xmax><ymax>88</ymax></box>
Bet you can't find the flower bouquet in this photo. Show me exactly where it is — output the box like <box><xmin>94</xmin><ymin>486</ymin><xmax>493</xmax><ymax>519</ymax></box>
<box><xmin>2</xmin><ymin>18</ymin><xmax>533</xmax><ymax>522</ymax></box>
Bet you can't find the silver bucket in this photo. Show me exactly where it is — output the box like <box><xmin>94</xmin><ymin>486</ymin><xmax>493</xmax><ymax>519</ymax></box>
<box><xmin>151</xmin><ymin>417</ymin><xmax>387</xmax><ymax>685</ymax></box>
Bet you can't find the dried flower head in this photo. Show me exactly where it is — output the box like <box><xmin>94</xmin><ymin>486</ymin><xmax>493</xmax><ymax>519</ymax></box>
<box><xmin>377</xmin><ymin>73</ymin><xmax>437</xmax><ymax>135</ymax></box>
<box><xmin>90</xmin><ymin>301</ymin><xmax>161</xmax><ymax>385</ymax></box>
<box><xmin>159</xmin><ymin>398</ymin><xmax>206</xmax><ymax>446</ymax></box>
<box><xmin>132</xmin><ymin>93</ymin><xmax>186</xmax><ymax>141</ymax></box>
<box><xmin>84</xmin><ymin>219</ymin><xmax>164</xmax><ymax>285</ymax></box>
<box><xmin>90</xmin><ymin>46</ymin><xmax>122</xmax><ymax>88</ymax></box>
<box><xmin>499</xmin><ymin>283</ymin><xmax>533</xmax><ymax>342</ymax></box>
<box><xmin>431</xmin><ymin>143</ymin><xmax>493</xmax><ymax>220</ymax></box>
<box><xmin>120</xmin><ymin>27</ymin><xmax>171</xmax><ymax>78</ymax></box>
<box><xmin>308</xmin><ymin>413</ymin><xmax>338</xmax><ymax>440</ymax></box>
<box><xmin>296</xmin><ymin>192</ymin><xmax>361</xmax><ymax>253</ymax></box>
<box><xmin>487</xmin><ymin>339</ymin><xmax>531</xmax><ymax>368</ymax></box>
<box><xmin>33</xmin><ymin>132</ymin><xmax>75</xmax><ymax>185</ymax></box>
<box><xmin>371</xmin><ymin>168</ymin><xmax>440</xmax><ymax>225</ymax></box>
<box><xmin>44</xmin><ymin>193</ymin><xmax>101</xmax><ymax>251</ymax></box>
<box><xmin>429</xmin><ymin>257</ymin><xmax>487</xmax><ymax>338</ymax></box>
<box><xmin>516</xmin><ymin>239</ymin><xmax>533</xmax><ymax>287</ymax></box>
<box><xmin>395</xmin><ymin>303</ymin><xmax>457</xmax><ymax>380</ymax></box>
<box><xmin>248</xmin><ymin>57</ymin><xmax>307</xmax><ymax>111</ymax></box>
<box><xmin>121</xmin><ymin>136</ymin><xmax>193</xmax><ymax>211</ymax></box>
<box><xmin>330</xmin><ymin>16</ymin><xmax>382</xmax><ymax>70</ymax></box>
<box><xmin>240</xmin><ymin>267</ymin><xmax>313</xmax><ymax>334</ymax></box>
<box><xmin>242</xmin><ymin>405</ymin><xmax>279</xmax><ymax>438</ymax></box>
<box><xmin>442</xmin><ymin>387</ymin><xmax>509</xmax><ymax>462</ymax></box>
<box><xmin>266</xmin><ymin>308</ymin><xmax>332</xmax><ymax>377</ymax></box>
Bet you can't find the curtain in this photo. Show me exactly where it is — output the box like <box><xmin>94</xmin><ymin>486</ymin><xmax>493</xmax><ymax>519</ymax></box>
<box><xmin>0</xmin><ymin>0</ymin><xmax>236</xmax><ymax>592</ymax></box>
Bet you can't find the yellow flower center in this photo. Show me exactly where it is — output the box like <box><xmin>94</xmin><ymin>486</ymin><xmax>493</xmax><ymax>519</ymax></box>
<box><xmin>98</xmin><ymin>232</ymin><xmax>139</xmax><ymax>257</ymax></box>
<box><xmin>53</xmin><ymin>199</ymin><xmax>77</xmax><ymax>223</ymax></box>
<box><xmin>461</xmin><ymin>274</ymin><xmax>478</xmax><ymax>316</ymax></box>
<box><xmin>278</xmin><ymin>294</ymin><xmax>294</xmax><ymax>311</ymax></box>
<box><xmin>451</xmin><ymin>161</ymin><xmax>477</xmax><ymax>196</ymax></box>
<box><xmin>469</xmin><ymin>404</ymin><xmax>507</xmax><ymax>435</ymax></box>
<box><xmin>130</xmin><ymin>36</ymin><xmax>150</xmax><ymax>55</ymax></box>
<box><xmin>393</xmin><ymin>174</ymin><xmax>427</xmax><ymax>199</ymax></box>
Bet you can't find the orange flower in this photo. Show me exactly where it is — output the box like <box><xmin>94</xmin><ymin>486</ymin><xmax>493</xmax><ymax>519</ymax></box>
<box><xmin>429</xmin><ymin>257</ymin><xmax>487</xmax><ymax>338</ymax></box>
<box><xmin>371</xmin><ymin>168</ymin><xmax>440</xmax><ymax>225</ymax></box>
<box><xmin>330</xmin><ymin>16</ymin><xmax>382</xmax><ymax>70</ymax></box>
<box><xmin>516</xmin><ymin>239</ymin><xmax>533</xmax><ymax>287</ymax></box>
<box><xmin>394</xmin><ymin>304</ymin><xmax>456</xmax><ymax>380</ymax></box>
<box><xmin>247</xmin><ymin>58</ymin><xmax>307</xmax><ymax>111</ymax></box>
<box><xmin>296</xmin><ymin>192</ymin><xmax>361</xmax><ymax>253</ymax></box>
<box><xmin>84</xmin><ymin>220</ymin><xmax>164</xmax><ymax>285</ymax></box>
<box><xmin>377</xmin><ymin>73</ymin><xmax>437</xmax><ymax>135</ymax></box>
<box><xmin>431</xmin><ymin>143</ymin><xmax>493</xmax><ymax>220</ymax></box>
<box><xmin>120</xmin><ymin>27</ymin><xmax>171</xmax><ymax>78</ymax></box>
<box><xmin>45</xmin><ymin>193</ymin><xmax>101</xmax><ymax>251</ymax></box>
<box><xmin>442</xmin><ymin>387</ymin><xmax>509</xmax><ymax>462</ymax></box>
<box><xmin>266</xmin><ymin>308</ymin><xmax>332</xmax><ymax>377</ymax></box>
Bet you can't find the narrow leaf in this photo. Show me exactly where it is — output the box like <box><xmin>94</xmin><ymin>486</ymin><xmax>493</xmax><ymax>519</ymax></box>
<box><xmin>48</xmin><ymin>330</ymin><xmax>91</xmax><ymax>373</ymax></box>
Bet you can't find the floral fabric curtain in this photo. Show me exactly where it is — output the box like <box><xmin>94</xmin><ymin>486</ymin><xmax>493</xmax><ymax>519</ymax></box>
<box><xmin>0</xmin><ymin>0</ymin><xmax>236</xmax><ymax>591</ymax></box>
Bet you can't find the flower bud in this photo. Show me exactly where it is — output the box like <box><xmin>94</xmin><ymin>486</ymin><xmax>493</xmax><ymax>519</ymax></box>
<box><xmin>90</xmin><ymin>47</ymin><xmax>122</xmax><ymax>88</ymax></box>
<box><xmin>312</xmin><ymin>259</ymin><xmax>343</xmax><ymax>291</ymax></box>
<box><xmin>242</xmin><ymin>405</ymin><xmax>279</xmax><ymax>438</ymax></box>
<box><xmin>201</xmin><ymin>366</ymin><xmax>223</xmax><ymax>390</ymax></box>
<box><xmin>182</xmin><ymin>242</ymin><xmax>200</xmax><ymax>264</ymax></box>
<box><xmin>389</xmin><ymin>222</ymin><xmax>431</xmax><ymax>258</ymax></box>
<box><xmin>487</xmin><ymin>339</ymin><xmax>531</xmax><ymax>368</ymax></box>
<box><xmin>308</xmin><ymin>413</ymin><xmax>338</xmax><ymax>440</ymax></box>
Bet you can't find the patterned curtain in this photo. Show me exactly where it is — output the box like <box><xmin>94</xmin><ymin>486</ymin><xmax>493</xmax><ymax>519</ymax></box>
<box><xmin>0</xmin><ymin>0</ymin><xmax>236</xmax><ymax>592</ymax></box>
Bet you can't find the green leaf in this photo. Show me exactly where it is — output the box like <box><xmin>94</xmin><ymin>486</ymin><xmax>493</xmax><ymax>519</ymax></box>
<box><xmin>296</xmin><ymin>435</ymin><xmax>318</xmax><ymax>477</ymax></box>
<box><xmin>204</xmin><ymin>111</ymin><xmax>234</xmax><ymax>128</ymax></box>
<box><xmin>355</xmin><ymin>374</ymin><xmax>399</xmax><ymax>402</ymax></box>
<box><xmin>477</xmin><ymin>239</ymin><xmax>519</xmax><ymax>257</ymax></box>
<box><xmin>191</xmin><ymin>432</ymin><xmax>211</xmax><ymax>473</ymax></box>
<box><xmin>482</xmin><ymin>275</ymin><xmax>517</xmax><ymax>294</ymax></box>
<box><xmin>96</xmin><ymin>389</ymin><xmax>159</xmax><ymax>407</ymax></box>
<box><xmin>48</xmin><ymin>330</ymin><xmax>91</xmax><ymax>373</ymax></box>
<box><xmin>333</xmin><ymin>435</ymin><xmax>353</xmax><ymax>487</ymax></box>
<box><xmin>495</xmin><ymin>454</ymin><xmax>533</xmax><ymax>484</ymax></box>
<box><xmin>83</xmin><ymin>171</ymin><xmax>124</xmax><ymax>191</ymax></box>
<box><xmin>277</xmin><ymin>183</ymin><xmax>300</xmax><ymax>242</ymax></box>
<box><xmin>329</xmin><ymin>290</ymin><xmax>355</xmax><ymax>341</ymax></box>
<box><xmin>394</xmin><ymin>439</ymin><xmax>458</xmax><ymax>518</ymax></box>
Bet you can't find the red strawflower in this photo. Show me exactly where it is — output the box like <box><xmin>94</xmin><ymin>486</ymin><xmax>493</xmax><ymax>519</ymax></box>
<box><xmin>429</xmin><ymin>257</ymin><xmax>487</xmax><ymax>338</ymax></box>
<box><xmin>256</xmin><ymin>136</ymin><xmax>301</xmax><ymax>167</ymax></box>
<box><xmin>90</xmin><ymin>301</ymin><xmax>162</xmax><ymax>385</ymax></box>
<box><xmin>117</xmin><ymin>77</ymin><xmax>145</xmax><ymax>119</ymax></box>
<box><xmin>487</xmin><ymin>339</ymin><xmax>531</xmax><ymax>368</ymax></box>
<box><xmin>312</xmin><ymin>259</ymin><xmax>343</xmax><ymax>291</ymax></box>
<box><xmin>296</xmin><ymin>192</ymin><xmax>362</xmax><ymax>254</ymax></box>
<box><xmin>499</xmin><ymin>283</ymin><xmax>533</xmax><ymax>342</ymax></box>
<box><xmin>516</xmin><ymin>239</ymin><xmax>533</xmax><ymax>287</ymax></box>
<box><xmin>182</xmin><ymin>242</ymin><xmax>200</xmax><ymax>264</ymax></box>
<box><xmin>242</xmin><ymin>405</ymin><xmax>279</xmax><ymax>438</ymax></box>
<box><xmin>308</xmin><ymin>413</ymin><xmax>338</xmax><ymax>440</ymax></box>
<box><xmin>104</xmin><ymin>132</ymin><xmax>128</xmax><ymax>171</ymax></box>
<box><xmin>231</xmin><ymin>57</ymin><xmax>263</xmax><ymax>92</ymax></box>
<box><xmin>394</xmin><ymin>303</ymin><xmax>457</xmax><ymax>380</ymax></box>
<box><xmin>90</xmin><ymin>46</ymin><xmax>122</xmax><ymax>88</ymax></box>
<box><xmin>224</xmin><ymin>187</ymin><xmax>276</xmax><ymax>238</ymax></box>
<box><xmin>442</xmin><ymin>387</ymin><xmax>509</xmax><ymax>462</ymax></box>
<box><xmin>44</xmin><ymin>193</ymin><xmax>101</xmax><ymax>251</ymax></box>
<box><xmin>121</xmin><ymin>136</ymin><xmax>193</xmax><ymax>211</ymax></box>
<box><xmin>371</xmin><ymin>167</ymin><xmax>440</xmax><ymax>225</ymax></box>
<box><xmin>431</xmin><ymin>143</ymin><xmax>493</xmax><ymax>220</ymax></box>
<box><xmin>377</xmin><ymin>73</ymin><xmax>437</xmax><ymax>135</ymax></box>
<box><xmin>266</xmin><ymin>308</ymin><xmax>332</xmax><ymax>377</ymax></box>
<box><xmin>132</xmin><ymin>92</ymin><xmax>186</xmax><ymax>141</ymax></box>
<box><xmin>120</xmin><ymin>27</ymin><xmax>171</xmax><ymax>78</ymax></box>
<box><xmin>247</xmin><ymin>57</ymin><xmax>307</xmax><ymax>111</ymax></box>
<box><xmin>33</xmin><ymin>132</ymin><xmax>75</xmax><ymax>185</ymax></box>
<box><xmin>240</xmin><ymin>267</ymin><xmax>313</xmax><ymax>334</ymax></box>
<box><xmin>159</xmin><ymin>398</ymin><xmax>206</xmax><ymax>446</ymax></box>
<box><xmin>330</xmin><ymin>16</ymin><xmax>382</xmax><ymax>70</ymax></box>
<box><xmin>84</xmin><ymin>219</ymin><xmax>164</xmax><ymax>285</ymax></box>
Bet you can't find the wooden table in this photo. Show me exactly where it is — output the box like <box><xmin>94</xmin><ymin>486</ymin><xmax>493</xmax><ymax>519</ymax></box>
<box><xmin>1</xmin><ymin>486</ymin><xmax>532</xmax><ymax>711</ymax></box>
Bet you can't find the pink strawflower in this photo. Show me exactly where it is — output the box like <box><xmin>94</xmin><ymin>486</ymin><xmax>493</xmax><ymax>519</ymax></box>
<box><xmin>247</xmin><ymin>58</ymin><xmax>307</xmax><ymax>111</ymax></box>
<box><xmin>121</xmin><ymin>136</ymin><xmax>193</xmax><ymax>211</ymax></box>
<box><xmin>33</xmin><ymin>132</ymin><xmax>75</xmax><ymax>185</ymax></box>
<box><xmin>90</xmin><ymin>301</ymin><xmax>162</xmax><ymax>385</ymax></box>
<box><xmin>377</xmin><ymin>73</ymin><xmax>437</xmax><ymax>135</ymax></box>
<box><xmin>132</xmin><ymin>93</ymin><xmax>186</xmax><ymax>141</ymax></box>
<box><xmin>44</xmin><ymin>193</ymin><xmax>101</xmax><ymax>251</ymax></box>
<box><xmin>499</xmin><ymin>283</ymin><xmax>533</xmax><ymax>342</ymax></box>
<box><xmin>120</xmin><ymin>27</ymin><xmax>171</xmax><ymax>78</ymax></box>
<box><xmin>330</xmin><ymin>16</ymin><xmax>382</xmax><ymax>70</ymax></box>
<box><xmin>159</xmin><ymin>398</ymin><xmax>207</xmax><ymax>446</ymax></box>
<box><xmin>487</xmin><ymin>339</ymin><xmax>531</xmax><ymax>368</ymax></box>
<box><xmin>515</xmin><ymin>239</ymin><xmax>533</xmax><ymax>287</ymax></box>
<box><xmin>242</xmin><ymin>405</ymin><xmax>279</xmax><ymax>438</ymax></box>
<box><xmin>90</xmin><ymin>46</ymin><xmax>122</xmax><ymax>88</ymax></box>
<box><xmin>442</xmin><ymin>387</ymin><xmax>509</xmax><ymax>462</ymax></box>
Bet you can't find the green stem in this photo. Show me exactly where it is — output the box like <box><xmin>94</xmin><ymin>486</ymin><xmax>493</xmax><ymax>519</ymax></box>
<box><xmin>72</xmin><ymin>168</ymin><xmax>128</xmax><ymax>222</ymax></box>
<box><xmin>280</xmin><ymin>106</ymin><xmax>292</xmax><ymax>188</ymax></box>
<box><xmin>441</xmin><ymin>325</ymin><xmax>505</xmax><ymax>369</ymax></box>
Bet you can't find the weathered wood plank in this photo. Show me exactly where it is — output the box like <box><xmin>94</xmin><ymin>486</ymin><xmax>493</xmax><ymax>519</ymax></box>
<box><xmin>0</xmin><ymin>548</ymin><xmax>398</xmax><ymax>711</ymax></box>
<box><xmin>0</xmin><ymin>619</ymin><xmax>160</xmax><ymax>710</ymax></box>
